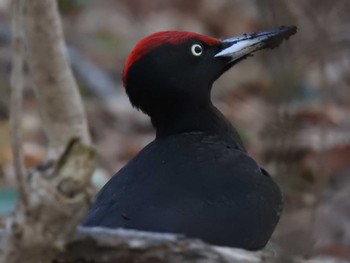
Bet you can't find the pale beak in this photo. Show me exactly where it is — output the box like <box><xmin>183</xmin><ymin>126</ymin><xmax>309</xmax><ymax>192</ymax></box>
<box><xmin>215</xmin><ymin>25</ymin><xmax>297</xmax><ymax>62</ymax></box>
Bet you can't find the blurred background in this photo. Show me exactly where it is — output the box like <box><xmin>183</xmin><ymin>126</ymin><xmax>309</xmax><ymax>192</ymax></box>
<box><xmin>0</xmin><ymin>0</ymin><xmax>349</xmax><ymax>260</ymax></box>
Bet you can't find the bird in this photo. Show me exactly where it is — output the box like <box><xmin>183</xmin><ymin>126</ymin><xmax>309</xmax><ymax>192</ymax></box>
<box><xmin>82</xmin><ymin>26</ymin><xmax>297</xmax><ymax>250</ymax></box>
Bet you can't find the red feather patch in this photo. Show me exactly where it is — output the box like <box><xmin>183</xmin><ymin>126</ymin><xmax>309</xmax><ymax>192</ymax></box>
<box><xmin>123</xmin><ymin>31</ymin><xmax>220</xmax><ymax>86</ymax></box>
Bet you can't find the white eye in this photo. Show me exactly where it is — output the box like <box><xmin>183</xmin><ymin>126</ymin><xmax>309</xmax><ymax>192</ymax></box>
<box><xmin>191</xmin><ymin>44</ymin><xmax>203</xmax><ymax>56</ymax></box>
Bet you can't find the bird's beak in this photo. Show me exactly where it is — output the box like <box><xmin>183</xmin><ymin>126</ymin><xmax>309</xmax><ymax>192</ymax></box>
<box><xmin>215</xmin><ymin>26</ymin><xmax>297</xmax><ymax>62</ymax></box>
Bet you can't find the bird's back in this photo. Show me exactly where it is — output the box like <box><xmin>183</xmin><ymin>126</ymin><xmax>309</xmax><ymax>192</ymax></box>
<box><xmin>82</xmin><ymin>132</ymin><xmax>282</xmax><ymax>249</ymax></box>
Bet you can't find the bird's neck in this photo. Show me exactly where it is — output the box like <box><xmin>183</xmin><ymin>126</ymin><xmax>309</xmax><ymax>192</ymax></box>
<box><xmin>150</xmin><ymin>101</ymin><xmax>239</xmax><ymax>141</ymax></box>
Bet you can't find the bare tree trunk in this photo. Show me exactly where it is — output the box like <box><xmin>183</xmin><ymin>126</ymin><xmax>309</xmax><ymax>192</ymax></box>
<box><xmin>24</xmin><ymin>0</ymin><xmax>90</xmax><ymax>159</ymax></box>
<box><xmin>0</xmin><ymin>0</ymin><xmax>96</xmax><ymax>262</ymax></box>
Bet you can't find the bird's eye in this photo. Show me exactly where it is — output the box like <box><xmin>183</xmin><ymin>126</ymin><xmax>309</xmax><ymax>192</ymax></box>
<box><xmin>191</xmin><ymin>44</ymin><xmax>203</xmax><ymax>56</ymax></box>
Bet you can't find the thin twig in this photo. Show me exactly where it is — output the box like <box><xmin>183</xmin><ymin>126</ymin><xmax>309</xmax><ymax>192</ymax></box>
<box><xmin>9</xmin><ymin>0</ymin><xmax>28</xmax><ymax>206</ymax></box>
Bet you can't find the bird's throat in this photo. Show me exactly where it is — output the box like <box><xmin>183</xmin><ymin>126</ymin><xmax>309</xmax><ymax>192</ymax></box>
<box><xmin>151</xmin><ymin>102</ymin><xmax>236</xmax><ymax>140</ymax></box>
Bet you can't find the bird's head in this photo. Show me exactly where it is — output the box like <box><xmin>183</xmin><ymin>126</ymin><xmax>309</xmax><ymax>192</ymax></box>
<box><xmin>123</xmin><ymin>26</ymin><xmax>297</xmax><ymax>116</ymax></box>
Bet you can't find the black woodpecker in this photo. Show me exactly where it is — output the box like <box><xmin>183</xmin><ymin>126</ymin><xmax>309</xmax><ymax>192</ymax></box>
<box><xmin>83</xmin><ymin>26</ymin><xmax>297</xmax><ymax>250</ymax></box>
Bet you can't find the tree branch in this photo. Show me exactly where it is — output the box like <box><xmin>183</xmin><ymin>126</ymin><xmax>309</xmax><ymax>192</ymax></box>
<box><xmin>9</xmin><ymin>0</ymin><xmax>28</xmax><ymax>206</ymax></box>
<box><xmin>1</xmin><ymin>1</ymin><xmax>97</xmax><ymax>262</ymax></box>
<box><xmin>0</xmin><ymin>140</ymin><xmax>96</xmax><ymax>263</ymax></box>
<box><xmin>23</xmin><ymin>0</ymin><xmax>91</xmax><ymax>159</ymax></box>
<box><xmin>56</xmin><ymin>227</ymin><xmax>344</xmax><ymax>263</ymax></box>
<box><xmin>58</xmin><ymin>227</ymin><xmax>261</xmax><ymax>263</ymax></box>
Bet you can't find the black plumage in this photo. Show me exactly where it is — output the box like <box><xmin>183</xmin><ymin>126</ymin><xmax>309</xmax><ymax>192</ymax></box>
<box><xmin>83</xmin><ymin>26</ymin><xmax>296</xmax><ymax>250</ymax></box>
